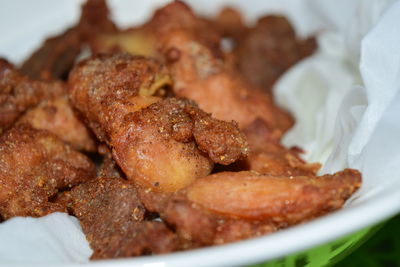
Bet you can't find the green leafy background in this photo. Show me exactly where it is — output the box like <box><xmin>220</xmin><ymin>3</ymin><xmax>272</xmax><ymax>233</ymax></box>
<box><xmin>251</xmin><ymin>214</ymin><xmax>400</xmax><ymax>267</ymax></box>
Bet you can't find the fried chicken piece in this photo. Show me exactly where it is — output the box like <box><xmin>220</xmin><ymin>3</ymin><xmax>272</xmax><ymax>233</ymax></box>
<box><xmin>59</xmin><ymin>178</ymin><xmax>178</xmax><ymax>259</ymax></box>
<box><xmin>89</xmin><ymin>2</ymin><xmax>293</xmax><ymax>135</ymax></box>
<box><xmin>235</xmin><ymin>15</ymin><xmax>317</xmax><ymax>92</ymax></box>
<box><xmin>69</xmin><ymin>53</ymin><xmax>248</xmax><ymax>192</ymax></box>
<box><xmin>20</xmin><ymin>28</ymin><xmax>82</xmax><ymax>81</ymax></box>
<box><xmin>17</xmin><ymin>94</ymin><xmax>96</xmax><ymax>152</ymax></box>
<box><xmin>151</xmin><ymin>2</ymin><xmax>294</xmax><ymax>134</ymax></box>
<box><xmin>0</xmin><ymin>125</ymin><xmax>96</xmax><ymax>220</ymax></box>
<box><xmin>241</xmin><ymin>119</ymin><xmax>320</xmax><ymax>176</ymax></box>
<box><xmin>0</xmin><ymin>59</ymin><xmax>96</xmax><ymax>150</ymax></box>
<box><xmin>20</xmin><ymin>0</ymin><xmax>116</xmax><ymax>81</ymax></box>
<box><xmin>0</xmin><ymin>59</ymin><xmax>64</xmax><ymax>134</ymax></box>
<box><xmin>161</xmin><ymin>169</ymin><xmax>361</xmax><ymax>246</ymax></box>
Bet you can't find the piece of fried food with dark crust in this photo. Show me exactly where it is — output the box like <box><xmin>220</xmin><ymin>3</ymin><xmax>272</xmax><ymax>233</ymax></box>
<box><xmin>59</xmin><ymin>178</ymin><xmax>178</xmax><ymax>259</ymax></box>
<box><xmin>19</xmin><ymin>28</ymin><xmax>82</xmax><ymax>81</ymax></box>
<box><xmin>241</xmin><ymin>119</ymin><xmax>320</xmax><ymax>176</ymax></box>
<box><xmin>235</xmin><ymin>15</ymin><xmax>317</xmax><ymax>92</ymax></box>
<box><xmin>17</xmin><ymin>94</ymin><xmax>96</xmax><ymax>152</ymax></box>
<box><xmin>0</xmin><ymin>125</ymin><xmax>96</xmax><ymax>220</ymax></box>
<box><xmin>161</xmin><ymin>169</ymin><xmax>361</xmax><ymax>246</ymax></box>
<box><xmin>1</xmin><ymin>59</ymin><xmax>96</xmax><ymax>151</ymax></box>
<box><xmin>152</xmin><ymin>2</ymin><xmax>294</xmax><ymax>134</ymax></box>
<box><xmin>68</xmin><ymin>53</ymin><xmax>172</xmax><ymax>142</ymax></box>
<box><xmin>92</xmin><ymin>2</ymin><xmax>293</xmax><ymax>135</ymax></box>
<box><xmin>69</xmin><ymin>53</ymin><xmax>248</xmax><ymax>193</ymax></box>
<box><xmin>20</xmin><ymin>0</ymin><xmax>116</xmax><ymax>81</ymax></box>
<box><xmin>0</xmin><ymin>59</ymin><xmax>64</xmax><ymax>134</ymax></box>
<box><xmin>88</xmin><ymin>2</ymin><xmax>293</xmax><ymax>135</ymax></box>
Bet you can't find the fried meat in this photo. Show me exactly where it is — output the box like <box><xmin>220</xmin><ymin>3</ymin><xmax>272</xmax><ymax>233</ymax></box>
<box><xmin>60</xmin><ymin>178</ymin><xmax>178</xmax><ymax>259</ymax></box>
<box><xmin>161</xmin><ymin>169</ymin><xmax>361</xmax><ymax>245</ymax></box>
<box><xmin>0</xmin><ymin>125</ymin><xmax>96</xmax><ymax>220</ymax></box>
<box><xmin>0</xmin><ymin>59</ymin><xmax>64</xmax><ymax>133</ymax></box>
<box><xmin>69</xmin><ymin>53</ymin><xmax>248</xmax><ymax>193</ymax></box>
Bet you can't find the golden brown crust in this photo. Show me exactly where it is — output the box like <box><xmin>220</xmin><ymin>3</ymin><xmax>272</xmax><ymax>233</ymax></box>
<box><xmin>60</xmin><ymin>178</ymin><xmax>178</xmax><ymax>259</ymax></box>
<box><xmin>20</xmin><ymin>0</ymin><xmax>116</xmax><ymax>81</ymax></box>
<box><xmin>161</xmin><ymin>169</ymin><xmax>361</xmax><ymax>245</ymax></box>
<box><xmin>69</xmin><ymin>53</ymin><xmax>172</xmax><ymax>142</ymax></box>
<box><xmin>17</xmin><ymin>94</ymin><xmax>96</xmax><ymax>152</ymax></box>
<box><xmin>19</xmin><ymin>28</ymin><xmax>82</xmax><ymax>81</ymax></box>
<box><xmin>86</xmin><ymin>2</ymin><xmax>295</xmax><ymax>135</ymax></box>
<box><xmin>0</xmin><ymin>59</ymin><xmax>65</xmax><ymax>134</ymax></box>
<box><xmin>69</xmin><ymin>54</ymin><xmax>248</xmax><ymax>193</ymax></box>
<box><xmin>241</xmin><ymin>119</ymin><xmax>320</xmax><ymax>176</ymax></box>
<box><xmin>0</xmin><ymin>125</ymin><xmax>96</xmax><ymax>220</ymax></box>
<box><xmin>235</xmin><ymin>15</ymin><xmax>317</xmax><ymax>91</ymax></box>
<box><xmin>148</xmin><ymin>2</ymin><xmax>294</xmax><ymax>134</ymax></box>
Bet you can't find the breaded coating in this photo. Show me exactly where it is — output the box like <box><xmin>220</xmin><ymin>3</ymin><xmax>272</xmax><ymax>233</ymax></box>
<box><xmin>150</xmin><ymin>2</ymin><xmax>293</xmax><ymax>132</ymax></box>
<box><xmin>242</xmin><ymin>119</ymin><xmax>320</xmax><ymax>176</ymax></box>
<box><xmin>20</xmin><ymin>28</ymin><xmax>82</xmax><ymax>81</ymax></box>
<box><xmin>68</xmin><ymin>53</ymin><xmax>172</xmax><ymax>142</ymax></box>
<box><xmin>17</xmin><ymin>94</ymin><xmax>96</xmax><ymax>152</ymax></box>
<box><xmin>153</xmin><ymin>2</ymin><xmax>294</xmax><ymax>134</ymax></box>
<box><xmin>161</xmin><ymin>169</ymin><xmax>361</xmax><ymax>245</ymax></box>
<box><xmin>69</xmin><ymin>53</ymin><xmax>248</xmax><ymax>192</ymax></box>
<box><xmin>235</xmin><ymin>15</ymin><xmax>317</xmax><ymax>91</ymax></box>
<box><xmin>0</xmin><ymin>59</ymin><xmax>64</xmax><ymax>134</ymax></box>
<box><xmin>20</xmin><ymin>0</ymin><xmax>116</xmax><ymax>81</ymax></box>
<box><xmin>60</xmin><ymin>178</ymin><xmax>178</xmax><ymax>259</ymax></box>
<box><xmin>0</xmin><ymin>125</ymin><xmax>96</xmax><ymax>220</ymax></box>
<box><xmin>188</xmin><ymin>106</ymin><xmax>249</xmax><ymax>164</ymax></box>
<box><xmin>89</xmin><ymin>2</ymin><xmax>294</xmax><ymax>135</ymax></box>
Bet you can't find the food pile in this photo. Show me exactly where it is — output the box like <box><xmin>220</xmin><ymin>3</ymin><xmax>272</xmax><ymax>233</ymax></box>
<box><xmin>0</xmin><ymin>0</ymin><xmax>361</xmax><ymax>260</ymax></box>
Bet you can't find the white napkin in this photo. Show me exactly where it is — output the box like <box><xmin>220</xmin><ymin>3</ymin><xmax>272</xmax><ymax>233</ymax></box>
<box><xmin>275</xmin><ymin>0</ymin><xmax>398</xmax><ymax>165</ymax></box>
<box><xmin>275</xmin><ymin>0</ymin><xmax>400</xmax><ymax>202</ymax></box>
<box><xmin>0</xmin><ymin>213</ymin><xmax>92</xmax><ymax>264</ymax></box>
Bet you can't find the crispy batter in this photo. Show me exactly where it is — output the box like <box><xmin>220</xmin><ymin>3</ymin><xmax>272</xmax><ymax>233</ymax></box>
<box><xmin>69</xmin><ymin>54</ymin><xmax>210</xmax><ymax>192</ymax></box>
<box><xmin>60</xmin><ymin>178</ymin><xmax>178</xmax><ymax>259</ymax></box>
<box><xmin>68</xmin><ymin>53</ymin><xmax>172</xmax><ymax>142</ymax></box>
<box><xmin>150</xmin><ymin>2</ymin><xmax>294</xmax><ymax>134</ymax></box>
<box><xmin>88</xmin><ymin>2</ymin><xmax>294</xmax><ymax>135</ymax></box>
<box><xmin>20</xmin><ymin>28</ymin><xmax>82</xmax><ymax>81</ymax></box>
<box><xmin>69</xmin><ymin>53</ymin><xmax>248</xmax><ymax>192</ymax></box>
<box><xmin>241</xmin><ymin>119</ymin><xmax>320</xmax><ymax>176</ymax></box>
<box><xmin>161</xmin><ymin>169</ymin><xmax>361</xmax><ymax>245</ymax></box>
<box><xmin>0</xmin><ymin>125</ymin><xmax>96</xmax><ymax>220</ymax></box>
<box><xmin>1</xmin><ymin>59</ymin><xmax>96</xmax><ymax>150</ymax></box>
<box><xmin>235</xmin><ymin>15</ymin><xmax>317</xmax><ymax>91</ymax></box>
<box><xmin>17</xmin><ymin>94</ymin><xmax>96</xmax><ymax>152</ymax></box>
<box><xmin>20</xmin><ymin>0</ymin><xmax>116</xmax><ymax>81</ymax></box>
<box><xmin>0</xmin><ymin>59</ymin><xmax>64</xmax><ymax>134</ymax></box>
